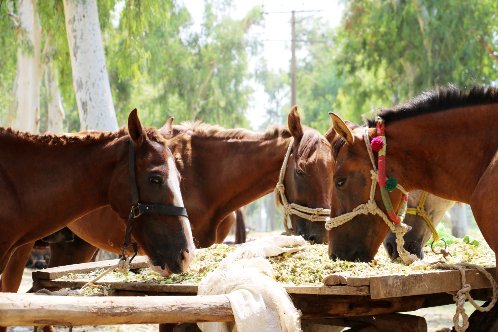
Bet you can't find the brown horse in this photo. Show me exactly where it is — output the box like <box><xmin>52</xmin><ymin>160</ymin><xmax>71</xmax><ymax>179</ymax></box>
<box><xmin>1</xmin><ymin>106</ymin><xmax>334</xmax><ymax>294</ymax></box>
<box><xmin>383</xmin><ymin>190</ymin><xmax>454</xmax><ymax>259</ymax></box>
<box><xmin>325</xmin><ymin>87</ymin><xmax>498</xmax><ymax>274</ymax></box>
<box><xmin>0</xmin><ymin>110</ymin><xmax>194</xmax><ymax>277</ymax></box>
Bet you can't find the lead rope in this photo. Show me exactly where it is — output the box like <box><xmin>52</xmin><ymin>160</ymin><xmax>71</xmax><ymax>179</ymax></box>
<box><xmin>274</xmin><ymin>137</ymin><xmax>331</xmax><ymax>233</ymax></box>
<box><xmin>431</xmin><ymin>262</ymin><xmax>498</xmax><ymax>332</ymax></box>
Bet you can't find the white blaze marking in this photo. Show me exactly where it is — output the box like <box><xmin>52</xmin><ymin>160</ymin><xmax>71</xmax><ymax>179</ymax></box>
<box><xmin>166</xmin><ymin>156</ymin><xmax>196</xmax><ymax>261</ymax></box>
<box><xmin>167</xmin><ymin>156</ymin><xmax>184</xmax><ymax>206</ymax></box>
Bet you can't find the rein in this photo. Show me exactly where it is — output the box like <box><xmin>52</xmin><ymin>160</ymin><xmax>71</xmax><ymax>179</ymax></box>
<box><xmin>120</xmin><ymin>140</ymin><xmax>189</xmax><ymax>267</ymax></box>
<box><xmin>325</xmin><ymin>117</ymin><xmax>418</xmax><ymax>265</ymax></box>
<box><xmin>405</xmin><ymin>191</ymin><xmax>440</xmax><ymax>242</ymax></box>
<box><xmin>275</xmin><ymin>137</ymin><xmax>331</xmax><ymax>233</ymax></box>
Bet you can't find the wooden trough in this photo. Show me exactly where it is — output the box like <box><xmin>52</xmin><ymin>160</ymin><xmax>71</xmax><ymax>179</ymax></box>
<box><xmin>0</xmin><ymin>255</ymin><xmax>491</xmax><ymax>328</ymax></box>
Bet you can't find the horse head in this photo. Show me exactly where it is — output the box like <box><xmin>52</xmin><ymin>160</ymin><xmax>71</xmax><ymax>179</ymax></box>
<box><xmin>326</xmin><ymin>113</ymin><xmax>406</xmax><ymax>262</ymax></box>
<box><xmin>276</xmin><ymin>106</ymin><xmax>334</xmax><ymax>244</ymax></box>
<box><xmin>108</xmin><ymin>110</ymin><xmax>195</xmax><ymax>276</ymax></box>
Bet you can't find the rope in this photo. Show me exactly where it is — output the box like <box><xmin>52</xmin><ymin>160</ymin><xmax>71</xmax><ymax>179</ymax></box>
<box><xmin>431</xmin><ymin>262</ymin><xmax>498</xmax><ymax>332</ymax></box>
<box><xmin>405</xmin><ymin>191</ymin><xmax>440</xmax><ymax>242</ymax></box>
<box><xmin>79</xmin><ymin>257</ymin><xmax>131</xmax><ymax>291</ymax></box>
<box><xmin>275</xmin><ymin>137</ymin><xmax>331</xmax><ymax>233</ymax></box>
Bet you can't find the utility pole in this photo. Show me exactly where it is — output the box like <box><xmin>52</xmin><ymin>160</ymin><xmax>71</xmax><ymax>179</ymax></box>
<box><xmin>290</xmin><ymin>10</ymin><xmax>296</xmax><ymax>106</ymax></box>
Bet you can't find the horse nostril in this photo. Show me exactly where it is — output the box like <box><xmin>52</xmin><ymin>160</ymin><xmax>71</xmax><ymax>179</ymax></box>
<box><xmin>185</xmin><ymin>248</ymin><xmax>189</xmax><ymax>254</ymax></box>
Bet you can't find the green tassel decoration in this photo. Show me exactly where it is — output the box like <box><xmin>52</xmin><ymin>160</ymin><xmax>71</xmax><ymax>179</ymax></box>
<box><xmin>385</xmin><ymin>177</ymin><xmax>398</xmax><ymax>192</ymax></box>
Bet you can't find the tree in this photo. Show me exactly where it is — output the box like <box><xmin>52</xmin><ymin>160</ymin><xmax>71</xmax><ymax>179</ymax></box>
<box><xmin>333</xmin><ymin>0</ymin><xmax>498</xmax><ymax>120</ymax></box>
<box><xmin>11</xmin><ymin>0</ymin><xmax>42</xmax><ymax>133</ymax></box>
<box><xmin>105</xmin><ymin>0</ymin><xmax>263</xmax><ymax>128</ymax></box>
<box><xmin>63</xmin><ymin>0</ymin><xmax>118</xmax><ymax>131</ymax></box>
<box><xmin>0</xmin><ymin>2</ymin><xmax>21</xmax><ymax>127</ymax></box>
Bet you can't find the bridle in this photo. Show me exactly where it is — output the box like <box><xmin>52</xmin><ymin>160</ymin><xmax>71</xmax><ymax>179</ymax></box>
<box><xmin>120</xmin><ymin>140</ymin><xmax>189</xmax><ymax>265</ymax></box>
<box><xmin>275</xmin><ymin>137</ymin><xmax>331</xmax><ymax>233</ymax></box>
<box><xmin>324</xmin><ymin>117</ymin><xmax>418</xmax><ymax>264</ymax></box>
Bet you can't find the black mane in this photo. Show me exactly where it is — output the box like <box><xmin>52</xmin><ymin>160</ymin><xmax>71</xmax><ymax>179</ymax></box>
<box><xmin>367</xmin><ymin>86</ymin><xmax>498</xmax><ymax>127</ymax></box>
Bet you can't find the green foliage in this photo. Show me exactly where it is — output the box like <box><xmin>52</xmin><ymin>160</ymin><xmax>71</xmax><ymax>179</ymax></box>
<box><xmin>0</xmin><ymin>0</ymin><xmax>262</xmax><ymax>131</ymax></box>
<box><xmin>106</xmin><ymin>0</ymin><xmax>263</xmax><ymax>129</ymax></box>
<box><xmin>333</xmin><ymin>0</ymin><xmax>498</xmax><ymax>120</ymax></box>
<box><xmin>0</xmin><ymin>1</ymin><xmax>18</xmax><ymax>126</ymax></box>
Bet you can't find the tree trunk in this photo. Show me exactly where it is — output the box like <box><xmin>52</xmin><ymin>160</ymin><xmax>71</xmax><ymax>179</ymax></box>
<box><xmin>44</xmin><ymin>36</ymin><xmax>64</xmax><ymax>133</ymax></box>
<box><xmin>11</xmin><ymin>0</ymin><xmax>42</xmax><ymax>133</ymax></box>
<box><xmin>63</xmin><ymin>0</ymin><xmax>118</xmax><ymax>131</ymax></box>
<box><xmin>450</xmin><ymin>203</ymin><xmax>467</xmax><ymax>238</ymax></box>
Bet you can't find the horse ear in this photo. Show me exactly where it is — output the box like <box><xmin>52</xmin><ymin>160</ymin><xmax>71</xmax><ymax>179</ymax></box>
<box><xmin>329</xmin><ymin>112</ymin><xmax>354</xmax><ymax>144</ymax></box>
<box><xmin>159</xmin><ymin>117</ymin><xmax>174</xmax><ymax>138</ymax></box>
<box><xmin>288</xmin><ymin>105</ymin><xmax>303</xmax><ymax>140</ymax></box>
<box><xmin>128</xmin><ymin>108</ymin><xmax>145</xmax><ymax>146</ymax></box>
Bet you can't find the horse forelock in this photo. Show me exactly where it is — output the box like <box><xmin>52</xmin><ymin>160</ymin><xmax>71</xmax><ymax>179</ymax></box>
<box><xmin>367</xmin><ymin>85</ymin><xmax>498</xmax><ymax>127</ymax></box>
<box><xmin>294</xmin><ymin>129</ymin><xmax>325</xmax><ymax>171</ymax></box>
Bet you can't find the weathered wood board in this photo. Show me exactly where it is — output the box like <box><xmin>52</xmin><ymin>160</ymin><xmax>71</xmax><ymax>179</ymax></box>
<box><xmin>322</xmin><ymin>267</ymin><xmax>496</xmax><ymax>299</ymax></box>
<box><xmin>29</xmin><ymin>257</ymin><xmax>496</xmax><ymax>321</ymax></box>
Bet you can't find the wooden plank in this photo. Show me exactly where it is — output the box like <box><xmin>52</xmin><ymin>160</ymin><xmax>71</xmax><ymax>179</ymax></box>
<box><xmin>0</xmin><ymin>292</ymin><xmax>233</xmax><ymax>326</ymax></box>
<box><xmin>369</xmin><ymin>267</ymin><xmax>495</xmax><ymax>299</ymax></box>
<box><xmin>291</xmin><ymin>294</ymin><xmax>429</xmax><ymax>318</ymax></box>
<box><xmin>35</xmin><ymin>278</ymin><xmax>369</xmax><ymax>296</ymax></box>
<box><xmin>32</xmin><ymin>256</ymin><xmax>150</xmax><ymax>280</ymax></box>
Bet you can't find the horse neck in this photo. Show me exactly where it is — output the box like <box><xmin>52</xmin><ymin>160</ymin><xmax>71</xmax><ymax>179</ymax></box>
<box><xmin>386</xmin><ymin>105</ymin><xmax>498</xmax><ymax>203</ymax></box>
<box><xmin>183</xmin><ymin>130</ymin><xmax>291</xmax><ymax>223</ymax></box>
<box><xmin>0</xmin><ymin>134</ymin><xmax>126</xmax><ymax>227</ymax></box>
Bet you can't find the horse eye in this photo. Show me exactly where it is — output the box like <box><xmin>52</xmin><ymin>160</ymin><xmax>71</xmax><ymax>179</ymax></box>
<box><xmin>336</xmin><ymin>178</ymin><xmax>346</xmax><ymax>188</ymax></box>
<box><xmin>149</xmin><ymin>175</ymin><xmax>164</xmax><ymax>185</ymax></box>
<box><xmin>295</xmin><ymin>169</ymin><xmax>305</xmax><ymax>176</ymax></box>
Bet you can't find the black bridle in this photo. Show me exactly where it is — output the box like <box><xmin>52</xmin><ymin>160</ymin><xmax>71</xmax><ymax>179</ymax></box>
<box><xmin>120</xmin><ymin>140</ymin><xmax>189</xmax><ymax>264</ymax></box>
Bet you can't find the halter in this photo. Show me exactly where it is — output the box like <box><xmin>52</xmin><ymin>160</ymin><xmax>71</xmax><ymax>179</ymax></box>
<box><xmin>120</xmin><ymin>140</ymin><xmax>189</xmax><ymax>266</ymax></box>
<box><xmin>275</xmin><ymin>137</ymin><xmax>331</xmax><ymax>233</ymax></box>
<box><xmin>325</xmin><ymin>117</ymin><xmax>418</xmax><ymax>264</ymax></box>
<box><xmin>405</xmin><ymin>191</ymin><xmax>441</xmax><ymax>242</ymax></box>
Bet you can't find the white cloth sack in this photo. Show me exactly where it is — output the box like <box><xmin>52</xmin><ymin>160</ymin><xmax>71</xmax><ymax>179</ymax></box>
<box><xmin>197</xmin><ymin>235</ymin><xmax>305</xmax><ymax>332</ymax></box>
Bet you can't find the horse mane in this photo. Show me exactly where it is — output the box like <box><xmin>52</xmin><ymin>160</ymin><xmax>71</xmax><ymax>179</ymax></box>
<box><xmin>0</xmin><ymin>127</ymin><xmax>165</xmax><ymax>146</ymax></box>
<box><xmin>176</xmin><ymin>121</ymin><xmax>292</xmax><ymax>140</ymax></box>
<box><xmin>367</xmin><ymin>86</ymin><xmax>498</xmax><ymax>127</ymax></box>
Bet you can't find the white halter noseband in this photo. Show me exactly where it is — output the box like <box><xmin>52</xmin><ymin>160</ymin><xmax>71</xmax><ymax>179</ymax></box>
<box><xmin>274</xmin><ymin>137</ymin><xmax>331</xmax><ymax>233</ymax></box>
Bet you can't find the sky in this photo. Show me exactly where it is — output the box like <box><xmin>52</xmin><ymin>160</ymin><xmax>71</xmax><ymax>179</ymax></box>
<box><xmin>182</xmin><ymin>0</ymin><xmax>344</xmax><ymax>129</ymax></box>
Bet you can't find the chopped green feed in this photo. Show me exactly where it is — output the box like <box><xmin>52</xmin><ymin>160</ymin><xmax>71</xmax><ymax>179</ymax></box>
<box><xmin>61</xmin><ymin>239</ymin><xmax>495</xmax><ymax>286</ymax></box>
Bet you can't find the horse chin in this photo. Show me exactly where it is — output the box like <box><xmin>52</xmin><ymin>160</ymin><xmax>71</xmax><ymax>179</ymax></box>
<box><xmin>149</xmin><ymin>261</ymin><xmax>173</xmax><ymax>277</ymax></box>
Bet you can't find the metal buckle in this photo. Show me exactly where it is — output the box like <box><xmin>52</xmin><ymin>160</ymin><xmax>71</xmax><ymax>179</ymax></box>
<box><xmin>131</xmin><ymin>203</ymin><xmax>143</xmax><ymax>218</ymax></box>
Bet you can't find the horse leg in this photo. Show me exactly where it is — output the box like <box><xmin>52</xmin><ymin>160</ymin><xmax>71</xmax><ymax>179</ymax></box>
<box><xmin>234</xmin><ymin>209</ymin><xmax>246</xmax><ymax>244</ymax></box>
<box><xmin>467</xmin><ymin>151</ymin><xmax>498</xmax><ymax>331</ymax></box>
<box><xmin>36</xmin><ymin>236</ymin><xmax>99</xmax><ymax>332</ymax></box>
<box><xmin>0</xmin><ymin>241</ymin><xmax>34</xmax><ymax>292</ymax></box>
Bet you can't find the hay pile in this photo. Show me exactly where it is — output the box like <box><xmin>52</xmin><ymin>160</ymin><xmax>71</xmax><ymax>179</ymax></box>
<box><xmin>62</xmin><ymin>238</ymin><xmax>495</xmax><ymax>286</ymax></box>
